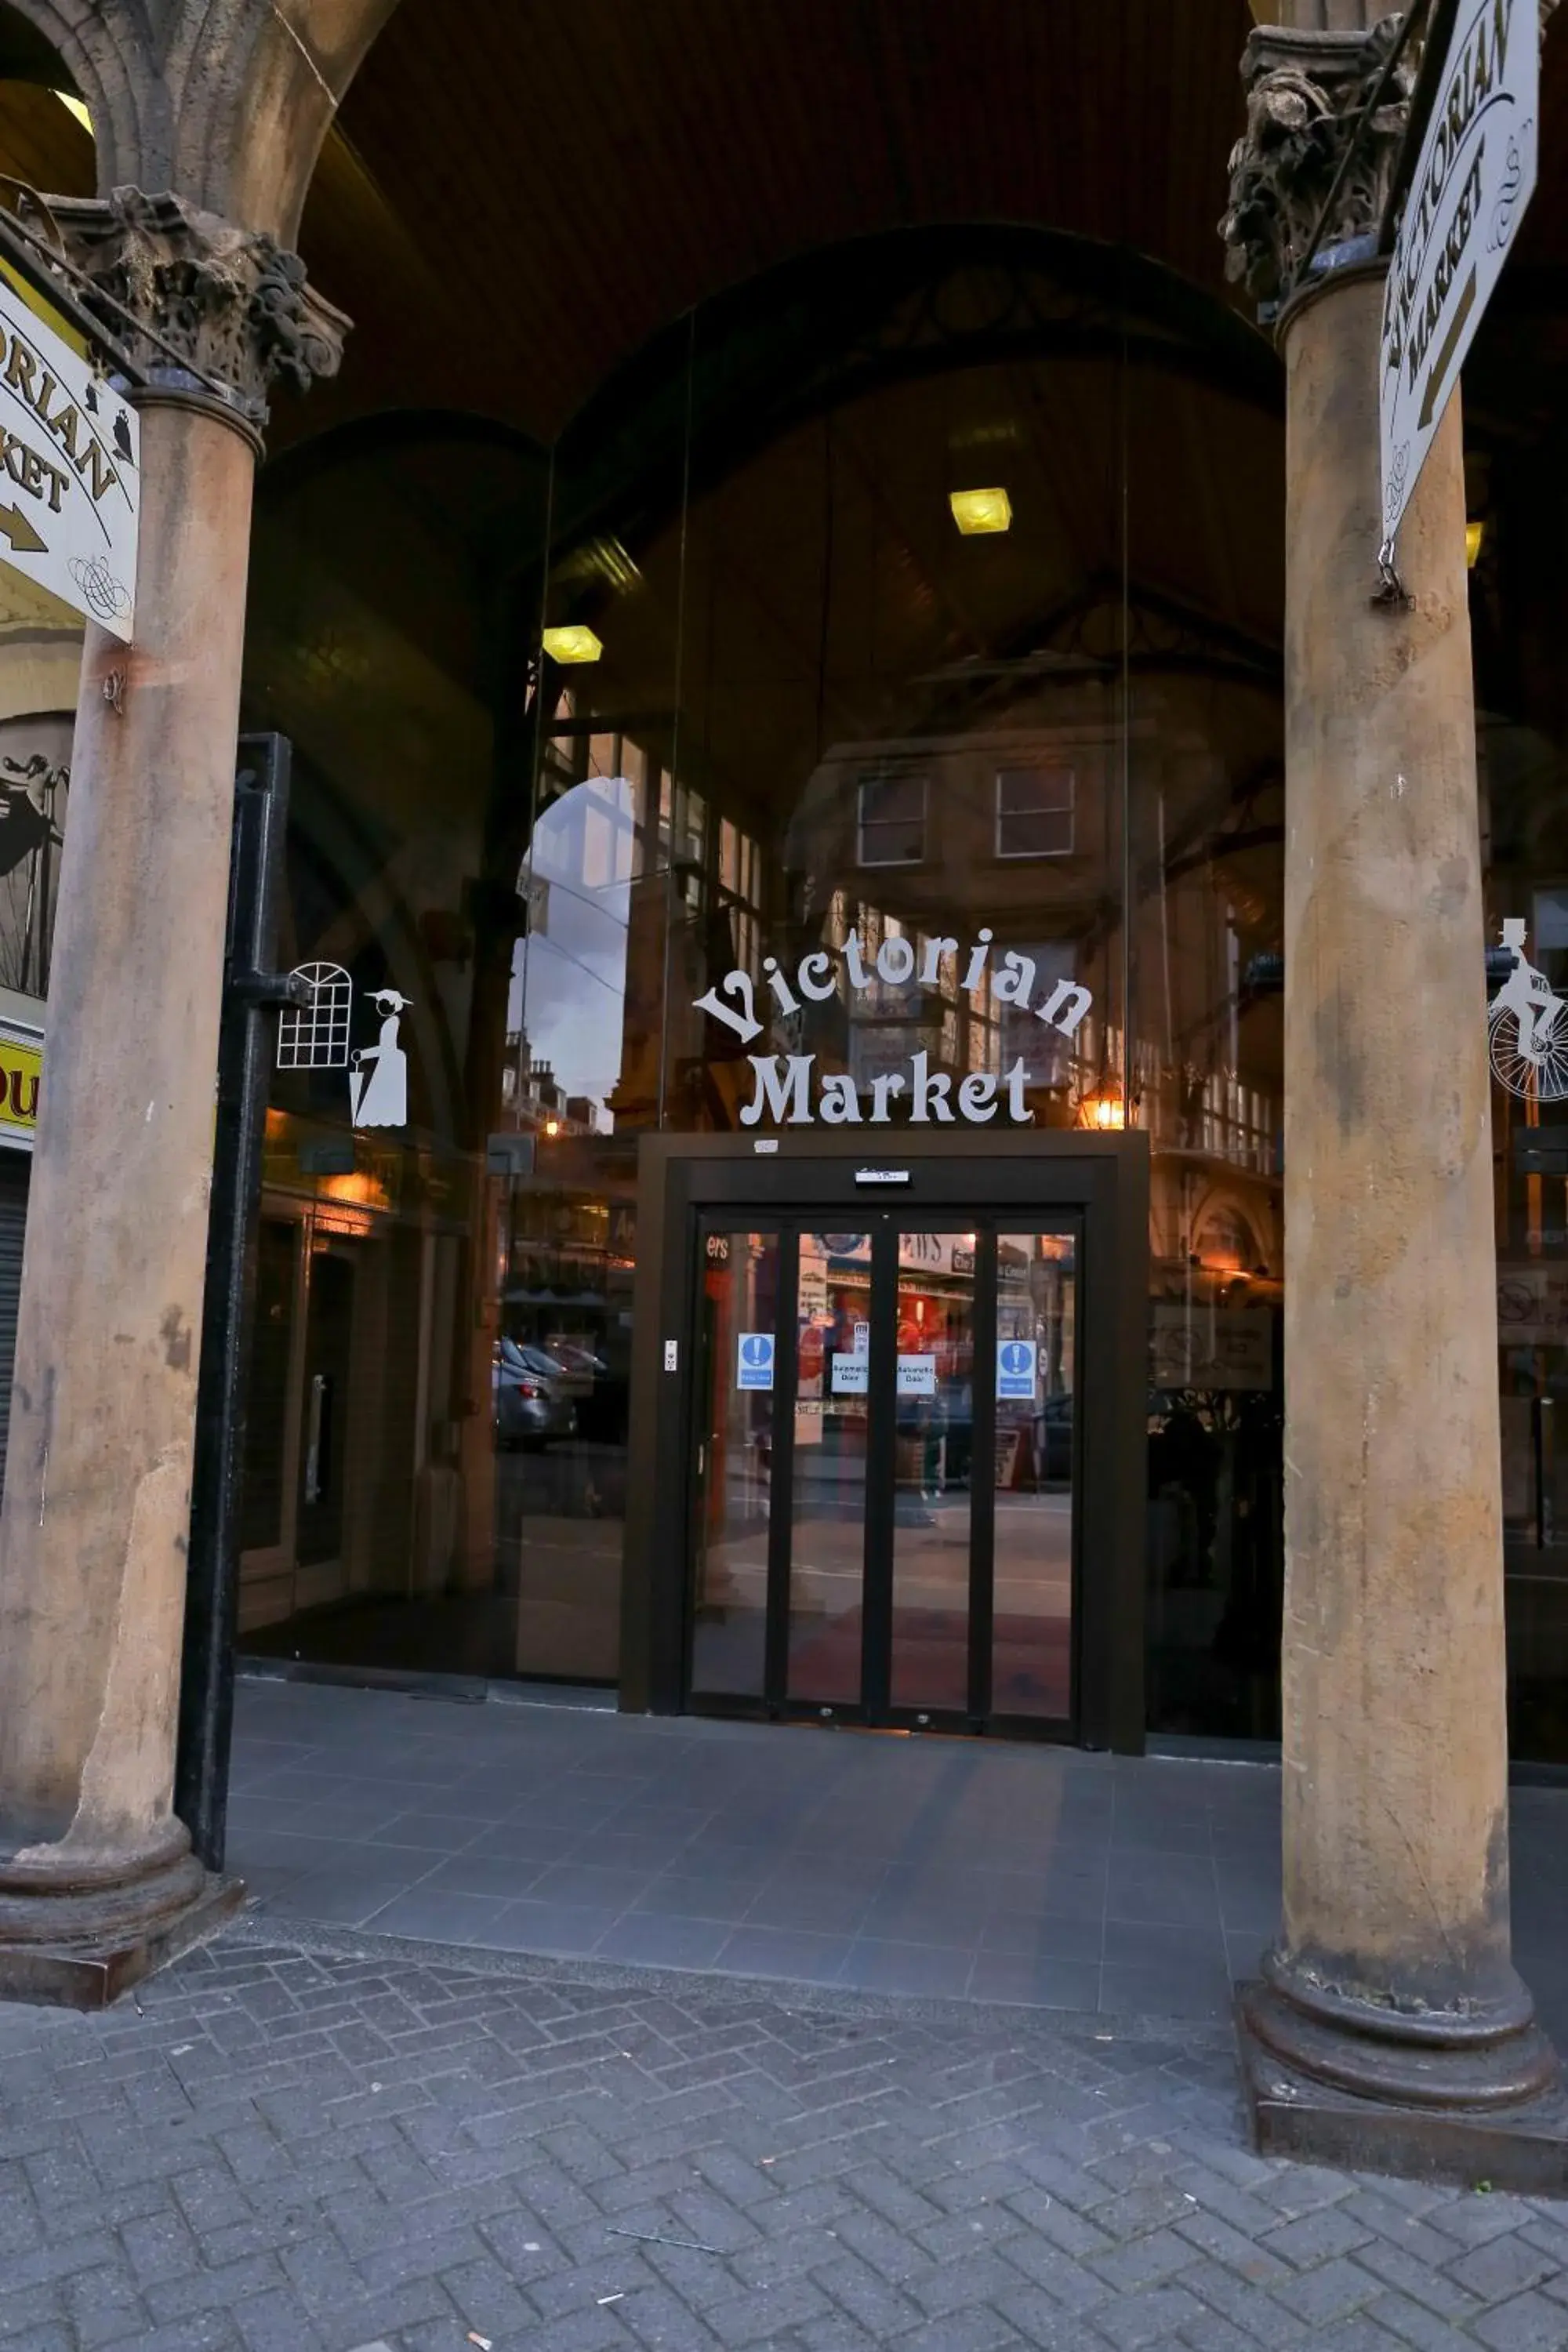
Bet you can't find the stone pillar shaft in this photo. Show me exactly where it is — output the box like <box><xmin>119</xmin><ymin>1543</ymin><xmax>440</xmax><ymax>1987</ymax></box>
<box><xmin>0</xmin><ymin>189</ymin><xmax>345</xmax><ymax>2002</ymax></box>
<box><xmin>1278</xmin><ymin>271</ymin><xmax>1514</xmax><ymax>2011</ymax></box>
<box><xmin>0</xmin><ymin>397</ymin><xmax>254</xmax><ymax>1851</ymax></box>
<box><xmin>1223</xmin><ymin>16</ymin><xmax>1564</xmax><ymax>2171</ymax></box>
<box><xmin>1236</xmin><ymin>262</ymin><xmax>1560</xmax><ymax>2153</ymax></box>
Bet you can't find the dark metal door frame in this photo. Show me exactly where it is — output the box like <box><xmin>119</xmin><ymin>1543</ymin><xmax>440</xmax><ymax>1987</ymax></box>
<box><xmin>859</xmin><ymin>1220</ymin><xmax>899</xmax><ymax>1722</ymax></box>
<box><xmin>622</xmin><ymin>1127</ymin><xmax>1149</xmax><ymax>1753</ymax></box>
<box><xmin>176</xmin><ymin>735</ymin><xmax>308</xmax><ymax>1871</ymax></box>
<box><xmin>967</xmin><ymin>1223</ymin><xmax>1000</xmax><ymax>1723</ymax></box>
<box><xmin>761</xmin><ymin>1224</ymin><xmax>802</xmax><ymax>1708</ymax></box>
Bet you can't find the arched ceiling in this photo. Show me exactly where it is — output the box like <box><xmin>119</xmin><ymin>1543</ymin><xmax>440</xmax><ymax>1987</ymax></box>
<box><xmin>0</xmin><ymin>0</ymin><xmax>1562</xmax><ymax>457</ymax></box>
<box><xmin>285</xmin><ymin>0</ymin><xmax>1568</xmax><ymax>454</ymax></box>
<box><xmin>291</xmin><ymin>0</ymin><xmax>1263</xmax><ymax>450</ymax></box>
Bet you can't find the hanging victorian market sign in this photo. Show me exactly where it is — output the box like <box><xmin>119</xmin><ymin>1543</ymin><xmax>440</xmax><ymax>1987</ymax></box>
<box><xmin>695</xmin><ymin>932</ymin><xmax>1092</xmax><ymax>1127</ymax></box>
<box><xmin>1380</xmin><ymin>0</ymin><xmax>1538</xmax><ymax>547</ymax></box>
<box><xmin>0</xmin><ymin>266</ymin><xmax>140</xmax><ymax>639</ymax></box>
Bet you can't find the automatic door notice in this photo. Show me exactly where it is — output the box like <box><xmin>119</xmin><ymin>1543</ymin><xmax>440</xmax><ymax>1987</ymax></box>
<box><xmin>736</xmin><ymin>1332</ymin><xmax>775</xmax><ymax>1391</ymax></box>
<box><xmin>896</xmin><ymin>1353</ymin><xmax>936</xmax><ymax>1397</ymax></box>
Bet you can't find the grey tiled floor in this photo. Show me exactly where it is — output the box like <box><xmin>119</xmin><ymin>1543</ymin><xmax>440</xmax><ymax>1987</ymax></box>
<box><xmin>227</xmin><ymin>1675</ymin><xmax>1568</xmax><ymax>2038</ymax></box>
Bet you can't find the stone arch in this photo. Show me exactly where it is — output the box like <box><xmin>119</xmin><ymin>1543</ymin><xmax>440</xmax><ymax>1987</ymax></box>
<box><xmin>1189</xmin><ymin>1182</ymin><xmax>1279</xmax><ymax>1281</ymax></box>
<box><xmin>0</xmin><ymin>0</ymin><xmax>400</xmax><ymax>238</ymax></box>
<box><xmin>0</xmin><ymin>2</ymin><xmax>154</xmax><ymax>205</ymax></box>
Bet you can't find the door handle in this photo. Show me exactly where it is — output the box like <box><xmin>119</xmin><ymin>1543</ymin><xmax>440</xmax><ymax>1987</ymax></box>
<box><xmin>305</xmin><ymin>1372</ymin><xmax>328</xmax><ymax>1504</ymax></box>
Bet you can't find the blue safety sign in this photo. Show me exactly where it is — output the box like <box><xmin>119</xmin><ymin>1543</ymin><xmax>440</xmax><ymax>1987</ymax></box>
<box><xmin>737</xmin><ymin>1331</ymin><xmax>775</xmax><ymax>1391</ymax></box>
<box><xmin>996</xmin><ymin>1338</ymin><xmax>1037</xmax><ymax>1399</ymax></box>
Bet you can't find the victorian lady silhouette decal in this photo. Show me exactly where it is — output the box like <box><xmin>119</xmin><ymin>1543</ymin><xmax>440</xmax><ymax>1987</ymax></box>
<box><xmin>350</xmin><ymin>989</ymin><xmax>412</xmax><ymax>1128</ymax></box>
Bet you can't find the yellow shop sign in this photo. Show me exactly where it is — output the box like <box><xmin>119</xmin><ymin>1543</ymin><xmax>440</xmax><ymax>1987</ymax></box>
<box><xmin>0</xmin><ymin>1027</ymin><xmax>42</xmax><ymax>1145</ymax></box>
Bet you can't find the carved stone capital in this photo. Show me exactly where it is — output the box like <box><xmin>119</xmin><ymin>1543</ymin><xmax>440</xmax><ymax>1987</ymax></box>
<box><xmin>41</xmin><ymin>187</ymin><xmax>350</xmax><ymax>429</ymax></box>
<box><xmin>1219</xmin><ymin>16</ymin><xmax>1414</xmax><ymax>310</ymax></box>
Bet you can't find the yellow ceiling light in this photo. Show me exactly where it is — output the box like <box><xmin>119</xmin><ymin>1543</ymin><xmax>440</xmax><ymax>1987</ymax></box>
<box><xmin>1465</xmin><ymin>520</ymin><xmax>1485</xmax><ymax>568</ymax></box>
<box><xmin>53</xmin><ymin>92</ymin><xmax>92</xmax><ymax>134</ymax></box>
<box><xmin>542</xmin><ymin>624</ymin><xmax>603</xmax><ymax>665</ymax></box>
<box><xmin>949</xmin><ymin>486</ymin><xmax>1012</xmax><ymax>536</ymax></box>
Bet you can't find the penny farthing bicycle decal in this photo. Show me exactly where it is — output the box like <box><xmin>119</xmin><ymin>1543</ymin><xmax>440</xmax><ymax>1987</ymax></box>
<box><xmin>1490</xmin><ymin>919</ymin><xmax>1568</xmax><ymax>1105</ymax></box>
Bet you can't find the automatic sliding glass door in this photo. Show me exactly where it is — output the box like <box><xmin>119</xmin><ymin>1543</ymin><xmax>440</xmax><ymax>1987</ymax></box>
<box><xmin>688</xmin><ymin>1225</ymin><xmax>782</xmax><ymax>1699</ymax></box>
<box><xmin>887</xmin><ymin>1229</ymin><xmax>982</xmax><ymax>1715</ymax></box>
<box><xmin>686</xmin><ymin>1210</ymin><xmax>1079</xmax><ymax>1735</ymax></box>
<box><xmin>992</xmin><ymin>1229</ymin><xmax>1077</xmax><ymax>1720</ymax></box>
<box><xmin>786</xmin><ymin>1232</ymin><xmax>872</xmax><ymax>1707</ymax></box>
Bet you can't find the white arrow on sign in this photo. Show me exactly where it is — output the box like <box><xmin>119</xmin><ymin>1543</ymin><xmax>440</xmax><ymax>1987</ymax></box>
<box><xmin>1380</xmin><ymin>0</ymin><xmax>1538</xmax><ymax>550</ymax></box>
<box><xmin>0</xmin><ymin>266</ymin><xmax>139</xmax><ymax>641</ymax></box>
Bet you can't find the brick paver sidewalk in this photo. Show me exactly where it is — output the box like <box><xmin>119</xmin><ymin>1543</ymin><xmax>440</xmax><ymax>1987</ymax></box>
<box><xmin>2</xmin><ymin>1918</ymin><xmax>1567</xmax><ymax>2352</ymax></box>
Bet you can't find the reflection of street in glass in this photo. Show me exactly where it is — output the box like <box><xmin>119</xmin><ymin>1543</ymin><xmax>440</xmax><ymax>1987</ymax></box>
<box><xmin>699</xmin><ymin>1497</ymin><xmax>1072</xmax><ymax>1611</ymax></box>
<box><xmin>492</xmin><ymin>1445</ymin><xmax>626</xmax><ymax>1679</ymax></box>
<box><xmin>692</xmin><ymin>1226</ymin><xmax>1075</xmax><ymax>1720</ymax></box>
<box><xmin>694</xmin><ymin>1481</ymin><xmax>1073</xmax><ymax>1714</ymax></box>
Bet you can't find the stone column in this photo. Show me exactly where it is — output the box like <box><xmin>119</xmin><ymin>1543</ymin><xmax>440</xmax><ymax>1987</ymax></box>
<box><xmin>1221</xmin><ymin>20</ymin><xmax>1564</xmax><ymax>2181</ymax></box>
<box><xmin>0</xmin><ymin>191</ymin><xmax>345</xmax><ymax>2006</ymax></box>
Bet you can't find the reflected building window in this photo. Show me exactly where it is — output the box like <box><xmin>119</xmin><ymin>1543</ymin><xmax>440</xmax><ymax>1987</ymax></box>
<box><xmin>996</xmin><ymin>765</ymin><xmax>1075</xmax><ymax>860</ymax></box>
<box><xmin>857</xmin><ymin>769</ymin><xmax>927</xmax><ymax>867</ymax></box>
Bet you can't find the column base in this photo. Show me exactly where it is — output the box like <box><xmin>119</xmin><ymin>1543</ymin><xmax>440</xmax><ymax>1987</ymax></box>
<box><xmin>0</xmin><ymin>1874</ymin><xmax>243</xmax><ymax>2009</ymax></box>
<box><xmin>1236</xmin><ymin>1972</ymin><xmax>1568</xmax><ymax>2194</ymax></box>
<box><xmin>0</xmin><ymin>1814</ymin><xmax>245</xmax><ymax>2009</ymax></box>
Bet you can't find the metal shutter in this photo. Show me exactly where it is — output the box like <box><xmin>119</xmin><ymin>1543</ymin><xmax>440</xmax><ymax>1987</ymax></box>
<box><xmin>0</xmin><ymin>1155</ymin><xmax>30</xmax><ymax>1490</ymax></box>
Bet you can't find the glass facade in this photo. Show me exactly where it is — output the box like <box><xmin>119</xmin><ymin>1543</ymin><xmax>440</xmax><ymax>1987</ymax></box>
<box><xmin>785</xmin><ymin>1232</ymin><xmax>870</xmax><ymax>1711</ymax></box>
<box><xmin>994</xmin><ymin>1229</ymin><xmax>1077</xmax><ymax>1720</ymax></box>
<box><xmin>1471</xmin><ymin>317</ymin><xmax>1568</xmax><ymax>1765</ymax></box>
<box><xmin>233</xmin><ymin>234</ymin><xmax>1291</xmax><ymax>1731</ymax></box>
<box><xmin>0</xmin><ymin>67</ymin><xmax>1550</xmax><ymax>1760</ymax></box>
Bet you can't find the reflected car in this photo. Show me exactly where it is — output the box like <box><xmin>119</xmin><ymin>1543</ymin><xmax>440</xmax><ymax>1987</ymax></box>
<box><xmin>1033</xmin><ymin>1393</ymin><xmax>1074</xmax><ymax>1483</ymax></box>
<box><xmin>546</xmin><ymin>1339</ymin><xmax>608</xmax><ymax>1391</ymax></box>
<box><xmin>493</xmin><ymin>1338</ymin><xmax>578</xmax><ymax>1451</ymax></box>
<box><xmin>544</xmin><ymin>1336</ymin><xmax>628</xmax><ymax>1442</ymax></box>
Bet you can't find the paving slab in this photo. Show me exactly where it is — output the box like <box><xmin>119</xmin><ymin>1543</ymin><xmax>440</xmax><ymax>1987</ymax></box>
<box><xmin>224</xmin><ymin>1678</ymin><xmax>1568</xmax><ymax>2053</ymax></box>
<box><xmin>1</xmin><ymin>1920</ymin><xmax>1566</xmax><ymax>2350</ymax></box>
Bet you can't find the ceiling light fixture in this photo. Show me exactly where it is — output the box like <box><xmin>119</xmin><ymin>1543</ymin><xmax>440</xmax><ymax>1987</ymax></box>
<box><xmin>554</xmin><ymin>535</ymin><xmax>642</xmax><ymax>593</ymax></box>
<box><xmin>542</xmin><ymin>624</ymin><xmax>603</xmax><ymax>665</ymax></box>
<box><xmin>949</xmin><ymin>487</ymin><xmax>1012</xmax><ymax>536</ymax></box>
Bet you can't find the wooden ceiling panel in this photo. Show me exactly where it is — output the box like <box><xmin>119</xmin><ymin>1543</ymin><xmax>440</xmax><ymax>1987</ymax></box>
<box><xmin>296</xmin><ymin>0</ymin><xmax>1261</xmax><ymax>446</ymax></box>
<box><xmin>0</xmin><ymin>80</ymin><xmax>94</xmax><ymax>205</ymax></box>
